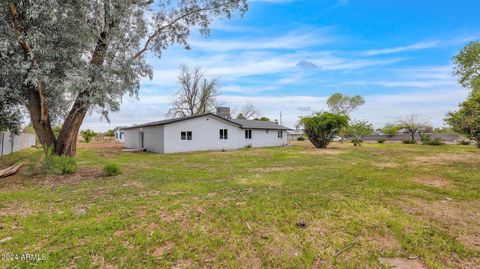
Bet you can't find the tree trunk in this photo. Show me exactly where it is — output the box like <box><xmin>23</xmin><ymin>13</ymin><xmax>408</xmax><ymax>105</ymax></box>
<box><xmin>25</xmin><ymin>84</ymin><xmax>56</xmax><ymax>150</ymax></box>
<box><xmin>55</xmin><ymin>92</ymin><xmax>90</xmax><ymax>156</ymax></box>
<box><xmin>55</xmin><ymin>31</ymin><xmax>109</xmax><ymax>156</ymax></box>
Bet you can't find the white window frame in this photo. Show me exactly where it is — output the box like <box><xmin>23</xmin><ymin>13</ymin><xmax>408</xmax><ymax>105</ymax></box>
<box><xmin>277</xmin><ymin>130</ymin><xmax>283</xmax><ymax>139</ymax></box>
<box><xmin>245</xmin><ymin>129</ymin><xmax>252</xmax><ymax>140</ymax></box>
<box><xmin>181</xmin><ymin>131</ymin><xmax>192</xmax><ymax>141</ymax></box>
<box><xmin>219</xmin><ymin>129</ymin><xmax>228</xmax><ymax>140</ymax></box>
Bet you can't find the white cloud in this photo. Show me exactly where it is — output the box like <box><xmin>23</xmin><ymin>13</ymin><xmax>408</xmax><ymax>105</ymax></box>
<box><xmin>189</xmin><ymin>31</ymin><xmax>335</xmax><ymax>52</ymax></box>
<box><xmin>364</xmin><ymin>41</ymin><xmax>439</xmax><ymax>56</ymax></box>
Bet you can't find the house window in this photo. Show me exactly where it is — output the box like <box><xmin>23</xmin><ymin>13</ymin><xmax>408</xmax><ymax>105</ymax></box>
<box><xmin>219</xmin><ymin>129</ymin><xmax>228</xmax><ymax>140</ymax></box>
<box><xmin>245</xmin><ymin>130</ymin><xmax>252</xmax><ymax>139</ymax></box>
<box><xmin>277</xmin><ymin>131</ymin><xmax>283</xmax><ymax>139</ymax></box>
<box><xmin>181</xmin><ymin>131</ymin><xmax>192</xmax><ymax>140</ymax></box>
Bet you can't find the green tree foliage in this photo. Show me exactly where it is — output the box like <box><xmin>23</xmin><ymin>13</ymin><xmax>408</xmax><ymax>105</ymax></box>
<box><xmin>346</xmin><ymin>120</ymin><xmax>374</xmax><ymax>145</ymax></box>
<box><xmin>299</xmin><ymin>112</ymin><xmax>349</xmax><ymax>148</ymax></box>
<box><xmin>0</xmin><ymin>87</ymin><xmax>22</xmax><ymax>134</ymax></box>
<box><xmin>1</xmin><ymin>0</ymin><xmax>247</xmax><ymax>156</ymax></box>
<box><xmin>81</xmin><ymin>129</ymin><xmax>96</xmax><ymax>143</ymax></box>
<box><xmin>447</xmin><ymin>41</ymin><xmax>480</xmax><ymax>147</ymax></box>
<box><xmin>454</xmin><ymin>41</ymin><xmax>480</xmax><ymax>91</ymax></box>
<box><xmin>105</xmin><ymin>129</ymin><xmax>115</xmax><ymax>137</ymax></box>
<box><xmin>326</xmin><ymin>93</ymin><xmax>365</xmax><ymax>116</ymax></box>
<box><xmin>382</xmin><ymin>123</ymin><xmax>401</xmax><ymax>137</ymax></box>
<box><xmin>446</xmin><ymin>90</ymin><xmax>480</xmax><ymax>147</ymax></box>
<box><xmin>236</xmin><ymin>113</ymin><xmax>246</xmax><ymax>119</ymax></box>
<box><xmin>255</xmin><ymin>117</ymin><xmax>271</xmax><ymax>121</ymax></box>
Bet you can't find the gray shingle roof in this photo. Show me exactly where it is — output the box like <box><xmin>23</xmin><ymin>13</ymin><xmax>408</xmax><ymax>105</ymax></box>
<box><xmin>230</xmin><ymin>119</ymin><xmax>290</xmax><ymax>130</ymax></box>
<box><xmin>121</xmin><ymin>113</ymin><xmax>290</xmax><ymax>130</ymax></box>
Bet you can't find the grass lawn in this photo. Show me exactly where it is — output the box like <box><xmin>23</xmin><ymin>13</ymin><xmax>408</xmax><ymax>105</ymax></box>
<box><xmin>0</xmin><ymin>141</ymin><xmax>479</xmax><ymax>268</ymax></box>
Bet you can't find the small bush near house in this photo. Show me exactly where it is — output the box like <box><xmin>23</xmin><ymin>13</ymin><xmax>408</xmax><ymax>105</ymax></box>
<box><xmin>245</xmin><ymin>144</ymin><xmax>252</xmax><ymax>148</ymax></box>
<box><xmin>297</xmin><ymin>136</ymin><xmax>305</xmax><ymax>141</ymax></box>
<box><xmin>103</xmin><ymin>164</ymin><xmax>122</xmax><ymax>176</ymax></box>
<box><xmin>377</xmin><ymin>138</ymin><xmax>386</xmax><ymax>144</ymax></box>
<box><xmin>53</xmin><ymin>156</ymin><xmax>77</xmax><ymax>175</ymax></box>
<box><xmin>458</xmin><ymin>140</ymin><xmax>471</xmax><ymax>145</ymax></box>
<box><xmin>402</xmin><ymin>139</ymin><xmax>416</xmax><ymax>144</ymax></box>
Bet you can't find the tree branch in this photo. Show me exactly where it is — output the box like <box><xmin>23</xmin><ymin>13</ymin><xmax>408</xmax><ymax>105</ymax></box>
<box><xmin>131</xmin><ymin>7</ymin><xmax>210</xmax><ymax>60</ymax></box>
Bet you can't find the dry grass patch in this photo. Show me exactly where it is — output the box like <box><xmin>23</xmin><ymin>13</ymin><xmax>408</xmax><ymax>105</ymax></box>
<box><xmin>412</xmin><ymin>153</ymin><xmax>480</xmax><ymax>165</ymax></box>
<box><xmin>249</xmin><ymin>166</ymin><xmax>294</xmax><ymax>172</ymax></box>
<box><xmin>371</xmin><ymin>162</ymin><xmax>399</xmax><ymax>169</ymax></box>
<box><xmin>378</xmin><ymin>257</ymin><xmax>426</xmax><ymax>269</ymax></box>
<box><xmin>398</xmin><ymin>196</ymin><xmax>480</xmax><ymax>251</ymax></box>
<box><xmin>412</xmin><ymin>176</ymin><xmax>452</xmax><ymax>188</ymax></box>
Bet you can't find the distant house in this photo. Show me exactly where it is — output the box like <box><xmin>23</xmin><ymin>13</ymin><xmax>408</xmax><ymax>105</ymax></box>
<box><xmin>114</xmin><ymin>126</ymin><xmax>126</xmax><ymax>142</ymax></box>
<box><xmin>287</xmin><ymin>130</ymin><xmax>304</xmax><ymax>141</ymax></box>
<box><xmin>121</xmin><ymin>107</ymin><xmax>290</xmax><ymax>154</ymax></box>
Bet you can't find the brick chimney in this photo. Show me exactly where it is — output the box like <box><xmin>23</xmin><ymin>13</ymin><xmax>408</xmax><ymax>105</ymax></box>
<box><xmin>216</xmin><ymin>107</ymin><xmax>231</xmax><ymax>119</ymax></box>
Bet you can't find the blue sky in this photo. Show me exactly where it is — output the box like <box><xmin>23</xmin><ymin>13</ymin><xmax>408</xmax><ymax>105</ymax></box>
<box><xmin>83</xmin><ymin>0</ymin><xmax>480</xmax><ymax>130</ymax></box>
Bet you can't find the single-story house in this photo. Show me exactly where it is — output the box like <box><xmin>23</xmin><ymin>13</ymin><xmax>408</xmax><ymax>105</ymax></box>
<box><xmin>114</xmin><ymin>126</ymin><xmax>126</xmax><ymax>142</ymax></box>
<box><xmin>121</xmin><ymin>107</ymin><xmax>290</xmax><ymax>154</ymax></box>
<box><xmin>287</xmin><ymin>130</ymin><xmax>304</xmax><ymax>141</ymax></box>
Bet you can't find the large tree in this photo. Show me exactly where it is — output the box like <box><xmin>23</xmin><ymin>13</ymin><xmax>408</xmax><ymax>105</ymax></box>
<box><xmin>299</xmin><ymin>112</ymin><xmax>349</xmax><ymax>149</ymax></box>
<box><xmin>326</xmin><ymin>93</ymin><xmax>365</xmax><ymax>116</ymax></box>
<box><xmin>1</xmin><ymin>0</ymin><xmax>247</xmax><ymax>156</ymax></box>
<box><xmin>167</xmin><ymin>65</ymin><xmax>220</xmax><ymax>118</ymax></box>
<box><xmin>446</xmin><ymin>41</ymin><xmax>480</xmax><ymax>147</ymax></box>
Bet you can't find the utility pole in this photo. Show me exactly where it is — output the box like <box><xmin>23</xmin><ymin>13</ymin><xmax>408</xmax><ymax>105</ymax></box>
<box><xmin>280</xmin><ymin>111</ymin><xmax>283</xmax><ymax>125</ymax></box>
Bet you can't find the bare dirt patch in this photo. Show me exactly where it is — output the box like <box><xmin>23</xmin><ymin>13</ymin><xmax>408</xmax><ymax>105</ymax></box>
<box><xmin>173</xmin><ymin>259</ymin><xmax>193</xmax><ymax>268</ymax></box>
<box><xmin>412</xmin><ymin>176</ymin><xmax>452</xmax><ymax>188</ymax></box>
<box><xmin>0</xmin><ymin>202</ymin><xmax>35</xmax><ymax>217</ymax></box>
<box><xmin>78</xmin><ymin>141</ymin><xmax>124</xmax><ymax>150</ymax></box>
<box><xmin>412</xmin><ymin>153</ymin><xmax>480</xmax><ymax>165</ymax></box>
<box><xmin>398</xmin><ymin>196</ymin><xmax>480</xmax><ymax>251</ymax></box>
<box><xmin>378</xmin><ymin>257</ymin><xmax>426</xmax><ymax>269</ymax></box>
<box><xmin>152</xmin><ymin>242</ymin><xmax>175</xmax><ymax>258</ymax></box>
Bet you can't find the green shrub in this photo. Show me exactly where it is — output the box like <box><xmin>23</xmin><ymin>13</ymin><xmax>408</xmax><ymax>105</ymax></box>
<box><xmin>53</xmin><ymin>155</ymin><xmax>77</xmax><ymax>174</ymax></box>
<box><xmin>351</xmin><ymin>138</ymin><xmax>362</xmax><ymax>146</ymax></box>
<box><xmin>377</xmin><ymin>138</ymin><xmax>386</xmax><ymax>144</ymax></box>
<box><xmin>402</xmin><ymin>139</ymin><xmax>416</xmax><ymax>144</ymax></box>
<box><xmin>458</xmin><ymin>140</ymin><xmax>471</xmax><ymax>145</ymax></box>
<box><xmin>81</xmin><ymin>129</ymin><xmax>96</xmax><ymax>143</ymax></box>
<box><xmin>297</xmin><ymin>136</ymin><xmax>305</xmax><ymax>141</ymax></box>
<box><xmin>25</xmin><ymin>156</ymin><xmax>38</xmax><ymax>176</ymax></box>
<box><xmin>103</xmin><ymin>164</ymin><xmax>121</xmax><ymax>176</ymax></box>
<box><xmin>245</xmin><ymin>144</ymin><xmax>252</xmax><ymax>148</ymax></box>
<box><xmin>38</xmin><ymin>147</ymin><xmax>77</xmax><ymax>175</ymax></box>
<box><xmin>422</xmin><ymin>137</ymin><xmax>445</xmax><ymax>146</ymax></box>
<box><xmin>40</xmin><ymin>147</ymin><xmax>55</xmax><ymax>175</ymax></box>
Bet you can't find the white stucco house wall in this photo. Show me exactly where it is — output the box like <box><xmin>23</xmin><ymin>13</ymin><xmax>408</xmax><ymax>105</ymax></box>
<box><xmin>114</xmin><ymin>126</ymin><xmax>126</xmax><ymax>142</ymax></box>
<box><xmin>121</xmin><ymin>108</ymin><xmax>290</xmax><ymax>154</ymax></box>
